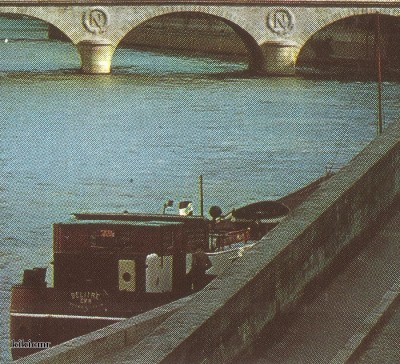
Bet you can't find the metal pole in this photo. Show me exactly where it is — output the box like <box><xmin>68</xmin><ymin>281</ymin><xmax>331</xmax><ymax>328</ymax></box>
<box><xmin>198</xmin><ymin>175</ymin><xmax>204</xmax><ymax>217</ymax></box>
<box><xmin>375</xmin><ymin>13</ymin><xmax>383</xmax><ymax>135</ymax></box>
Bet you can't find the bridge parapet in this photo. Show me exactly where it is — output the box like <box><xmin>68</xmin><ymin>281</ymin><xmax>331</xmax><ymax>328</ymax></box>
<box><xmin>0</xmin><ymin>1</ymin><xmax>400</xmax><ymax>5</ymax></box>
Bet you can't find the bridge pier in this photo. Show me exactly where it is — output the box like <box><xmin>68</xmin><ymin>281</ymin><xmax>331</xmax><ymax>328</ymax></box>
<box><xmin>260</xmin><ymin>42</ymin><xmax>300</xmax><ymax>76</ymax></box>
<box><xmin>77</xmin><ymin>40</ymin><xmax>115</xmax><ymax>74</ymax></box>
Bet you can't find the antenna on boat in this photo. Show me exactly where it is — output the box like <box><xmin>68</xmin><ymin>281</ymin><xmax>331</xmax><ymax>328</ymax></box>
<box><xmin>375</xmin><ymin>12</ymin><xmax>383</xmax><ymax>135</ymax></box>
<box><xmin>199</xmin><ymin>175</ymin><xmax>204</xmax><ymax>217</ymax></box>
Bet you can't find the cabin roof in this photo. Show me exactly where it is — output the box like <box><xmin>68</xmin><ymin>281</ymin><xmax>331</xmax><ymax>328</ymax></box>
<box><xmin>72</xmin><ymin>212</ymin><xmax>208</xmax><ymax>222</ymax></box>
<box><xmin>54</xmin><ymin>220</ymin><xmax>184</xmax><ymax>227</ymax></box>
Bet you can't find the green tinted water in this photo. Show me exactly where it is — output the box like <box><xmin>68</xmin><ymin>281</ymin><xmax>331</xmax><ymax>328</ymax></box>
<box><xmin>1</xmin><ymin>17</ymin><xmax>399</xmax><ymax>362</ymax></box>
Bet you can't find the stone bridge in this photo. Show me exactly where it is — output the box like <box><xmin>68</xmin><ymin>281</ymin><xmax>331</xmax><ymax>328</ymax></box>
<box><xmin>0</xmin><ymin>0</ymin><xmax>399</xmax><ymax>74</ymax></box>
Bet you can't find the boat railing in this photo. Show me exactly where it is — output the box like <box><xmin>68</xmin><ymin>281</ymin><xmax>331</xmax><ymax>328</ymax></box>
<box><xmin>209</xmin><ymin>228</ymin><xmax>251</xmax><ymax>252</ymax></box>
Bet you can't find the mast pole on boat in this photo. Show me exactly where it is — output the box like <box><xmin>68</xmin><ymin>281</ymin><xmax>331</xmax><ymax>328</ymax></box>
<box><xmin>375</xmin><ymin>12</ymin><xmax>383</xmax><ymax>135</ymax></box>
<box><xmin>199</xmin><ymin>175</ymin><xmax>204</xmax><ymax>217</ymax></box>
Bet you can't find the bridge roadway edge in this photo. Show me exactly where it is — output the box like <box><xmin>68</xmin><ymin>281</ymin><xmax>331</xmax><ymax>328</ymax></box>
<box><xmin>0</xmin><ymin>1</ymin><xmax>400</xmax><ymax>6</ymax></box>
<box><xmin>13</xmin><ymin>120</ymin><xmax>400</xmax><ymax>364</ymax></box>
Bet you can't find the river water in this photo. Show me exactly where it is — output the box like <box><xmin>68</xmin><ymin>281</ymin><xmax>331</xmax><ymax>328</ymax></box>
<box><xmin>0</xmin><ymin>17</ymin><xmax>399</xmax><ymax>362</ymax></box>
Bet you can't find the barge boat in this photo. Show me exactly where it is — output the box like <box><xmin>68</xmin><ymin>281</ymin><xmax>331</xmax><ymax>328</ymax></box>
<box><xmin>10</xmin><ymin>173</ymin><xmax>332</xmax><ymax>359</ymax></box>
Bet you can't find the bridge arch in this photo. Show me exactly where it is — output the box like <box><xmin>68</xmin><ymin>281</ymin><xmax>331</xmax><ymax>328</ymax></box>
<box><xmin>114</xmin><ymin>8</ymin><xmax>265</xmax><ymax>72</ymax></box>
<box><xmin>295</xmin><ymin>10</ymin><xmax>400</xmax><ymax>78</ymax></box>
<box><xmin>0</xmin><ymin>11</ymin><xmax>82</xmax><ymax>72</ymax></box>
<box><xmin>296</xmin><ymin>8</ymin><xmax>400</xmax><ymax>51</ymax></box>
<box><xmin>0</xmin><ymin>10</ymin><xmax>73</xmax><ymax>44</ymax></box>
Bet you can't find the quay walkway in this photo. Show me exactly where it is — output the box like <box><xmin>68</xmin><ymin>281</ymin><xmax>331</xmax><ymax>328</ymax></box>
<box><xmin>240</xmin><ymin>204</ymin><xmax>400</xmax><ymax>363</ymax></box>
<box><xmin>358</xmin><ymin>287</ymin><xmax>400</xmax><ymax>363</ymax></box>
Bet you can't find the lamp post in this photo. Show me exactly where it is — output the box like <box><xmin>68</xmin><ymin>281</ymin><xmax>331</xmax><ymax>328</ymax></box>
<box><xmin>375</xmin><ymin>13</ymin><xmax>383</xmax><ymax>136</ymax></box>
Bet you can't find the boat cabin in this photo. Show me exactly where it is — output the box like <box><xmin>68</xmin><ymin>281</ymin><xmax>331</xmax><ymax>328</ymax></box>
<box><xmin>53</xmin><ymin>220</ymin><xmax>202</xmax><ymax>295</ymax></box>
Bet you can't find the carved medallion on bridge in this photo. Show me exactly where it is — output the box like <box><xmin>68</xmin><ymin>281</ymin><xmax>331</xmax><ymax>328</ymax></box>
<box><xmin>267</xmin><ymin>9</ymin><xmax>294</xmax><ymax>36</ymax></box>
<box><xmin>83</xmin><ymin>8</ymin><xmax>109</xmax><ymax>34</ymax></box>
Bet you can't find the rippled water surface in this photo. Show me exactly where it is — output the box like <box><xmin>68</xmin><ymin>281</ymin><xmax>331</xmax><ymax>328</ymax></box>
<box><xmin>1</xmin><ymin>17</ymin><xmax>399</xmax><ymax>362</ymax></box>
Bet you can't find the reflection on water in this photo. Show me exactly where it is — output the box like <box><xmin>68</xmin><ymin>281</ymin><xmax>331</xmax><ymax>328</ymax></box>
<box><xmin>0</xmin><ymin>17</ymin><xmax>399</xmax><ymax>362</ymax></box>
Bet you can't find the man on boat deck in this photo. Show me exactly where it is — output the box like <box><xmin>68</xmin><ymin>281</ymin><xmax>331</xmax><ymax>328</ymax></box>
<box><xmin>189</xmin><ymin>246</ymin><xmax>212</xmax><ymax>291</ymax></box>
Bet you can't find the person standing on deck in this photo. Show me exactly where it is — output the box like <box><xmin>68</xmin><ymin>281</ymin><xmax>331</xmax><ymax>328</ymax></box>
<box><xmin>189</xmin><ymin>246</ymin><xmax>212</xmax><ymax>291</ymax></box>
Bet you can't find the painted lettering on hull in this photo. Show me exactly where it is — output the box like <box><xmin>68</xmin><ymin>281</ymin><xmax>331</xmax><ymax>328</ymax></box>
<box><xmin>69</xmin><ymin>291</ymin><xmax>104</xmax><ymax>309</ymax></box>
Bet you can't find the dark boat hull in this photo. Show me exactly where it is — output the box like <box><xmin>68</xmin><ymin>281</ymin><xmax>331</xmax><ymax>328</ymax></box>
<box><xmin>9</xmin><ymin>284</ymin><xmax>185</xmax><ymax>360</ymax></box>
<box><xmin>10</xmin><ymin>312</ymin><xmax>116</xmax><ymax>360</ymax></box>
